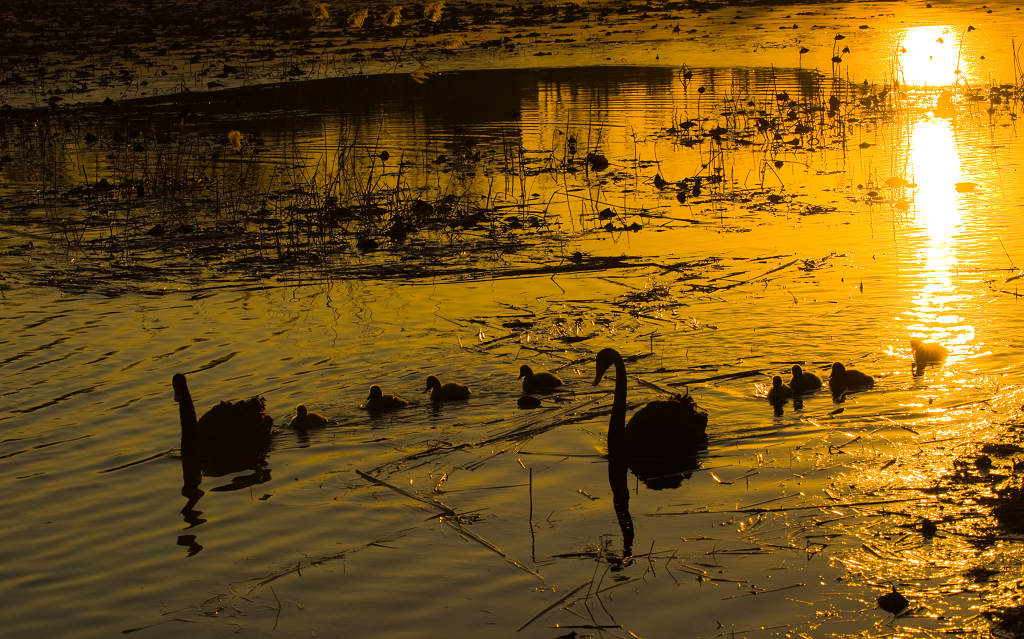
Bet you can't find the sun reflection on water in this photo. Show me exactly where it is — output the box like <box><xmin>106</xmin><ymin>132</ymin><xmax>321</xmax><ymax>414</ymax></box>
<box><xmin>897</xmin><ymin>25</ymin><xmax>963</xmax><ymax>87</ymax></box>
<box><xmin>905</xmin><ymin>117</ymin><xmax>973</xmax><ymax>359</ymax></box>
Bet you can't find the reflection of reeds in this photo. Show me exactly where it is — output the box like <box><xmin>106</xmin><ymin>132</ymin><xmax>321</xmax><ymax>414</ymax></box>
<box><xmin>424</xmin><ymin>0</ymin><xmax>444</xmax><ymax>23</ymax></box>
<box><xmin>311</xmin><ymin>2</ymin><xmax>330</xmax><ymax>22</ymax></box>
<box><xmin>347</xmin><ymin>8</ymin><xmax>369</xmax><ymax>29</ymax></box>
<box><xmin>383</xmin><ymin>6</ymin><xmax>402</xmax><ymax>28</ymax></box>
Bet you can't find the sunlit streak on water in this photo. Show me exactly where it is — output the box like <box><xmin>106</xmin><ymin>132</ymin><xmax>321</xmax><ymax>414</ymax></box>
<box><xmin>905</xmin><ymin>118</ymin><xmax>973</xmax><ymax>361</ymax></box>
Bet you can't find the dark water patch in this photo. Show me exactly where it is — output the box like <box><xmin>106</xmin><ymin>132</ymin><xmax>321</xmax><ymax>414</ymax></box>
<box><xmin>0</xmin><ymin>433</ymin><xmax>92</xmax><ymax>460</ymax></box>
<box><xmin>11</xmin><ymin>385</ymin><xmax>101</xmax><ymax>414</ymax></box>
<box><xmin>96</xmin><ymin>449</ymin><xmax>173</xmax><ymax>474</ymax></box>
<box><xmin>0</xmin><ymin>336</ymin><xmax>70</xmax><ymax>365</ymax></box>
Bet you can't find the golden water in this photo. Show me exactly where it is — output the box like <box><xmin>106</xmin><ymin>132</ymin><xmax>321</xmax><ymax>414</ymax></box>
<box><xmin>4</xmin><ymin>5</ymin><xmax>1024</xmax><ymax>638</ymax></box>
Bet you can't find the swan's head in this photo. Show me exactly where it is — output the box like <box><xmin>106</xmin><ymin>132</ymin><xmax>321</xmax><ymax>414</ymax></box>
<box><xmin>791</xmin><ymin>364</ymin><xmax>803</xmax><ymax>377</ymax></box>
<box><xmin>172</xmin><ymin>373</ymin><xmax>189</xmax><ymax>403</ymax></box>
<box><xmin>593</xmin><ymin>348</ymin><xmax>620</xmax><ymax>385</ymax></box>
<box><xmin>296</xmin><ymin>405</ymin><xmax>308</xmax><ymax>418</ymax></box>
<box><xmin>772</xmin><ymin>375</ymin><xmax>784</xmax><ymax>388</ymax></box>
<box><xmin>425</xmin><ymin>375</ymin><xmax>441</xmax><ymax>392</ymax></box>
<box><xmin>518</xmin><ymin>365</ymin><xmax>533</xmax><ymax>379</ymax></box>
<box><xmin>831</xmin><ymin>362</ymin><xmax>846</xmax><ymax>376</ymax></box>
<box><xmin>368</xmin><ymin>385</ymin><xmax>384</xmax><ymax>400</ymax></box>
<box><xmin>910</xmin><ymin>338</ymin><xmax>923</xmax><ymax>350</ymax></box>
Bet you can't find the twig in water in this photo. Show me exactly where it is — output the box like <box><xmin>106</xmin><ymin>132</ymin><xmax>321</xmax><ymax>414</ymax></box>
<box><xmin>270</xmin><ymin>586</ymin><xmax>282</xmax><ymax>631</ymax></box>
<box><xmin>517</xmin><ymin>580</ymin><xmax>592</xmax><ymax>631</ymax></box>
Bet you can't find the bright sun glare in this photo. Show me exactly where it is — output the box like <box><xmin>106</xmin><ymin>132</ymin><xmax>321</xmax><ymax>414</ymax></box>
<box><xmin>897</xmin><ymin>25</ymin><xmax>962</xmax><ymax>87</ymax></box>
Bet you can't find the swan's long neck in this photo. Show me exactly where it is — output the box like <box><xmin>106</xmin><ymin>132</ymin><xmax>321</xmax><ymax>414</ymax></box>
<box><xmin>608</xmin><ymin>355</ymin><xmax>628</xmax><ymax>457</ymax></box>
<box><xmin>177</xmin><ymin>386</ymin><xmax>200</xmax><ymax>455</ymax></box>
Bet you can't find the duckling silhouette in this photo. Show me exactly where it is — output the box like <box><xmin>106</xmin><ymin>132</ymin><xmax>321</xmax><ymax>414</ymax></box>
<box><xmin>172</xmin><ymin>373</ymin><xmax>273</xmax><ymax>477</ymax></box>
<box><xmin>828</xmin><ymin>362</ymin><xmax>874</xmax><ymax>396</ymax></box>
<box><xmin>594</xmin><ymin>348</ymin><xmax>707</xmax><ymax>489</ymax></box>
<box><xmin>910</xmin><ymin>338</ymin><xmax>948</xmax><ymax>366</ymax></box>
<box><xmin>361</xmin><ymin>385</ymin><xmax>409</xmax><ymax>413</ymax></box>
<box><xmin>425</xmin><ymin>375</ymin><xmax>471</xmax><ymax>402</ymax></box>
<box><xmin>518</xmin><ymin>364</ymin><xmax>564</xmax><ymax>394</ymax></box>
<box><xmin>767</xmin><ymin>375</ymin><xmax>793</xmax><ymax>403</ymax></box>
<box><xmin>789</xmin><ymin>364</ymin><xmax>823</xmax><ymax>394</ymax></box>
<box><xmin>289</xmin><ymin>404</ymin><xmax>328</xmax><ymax>429</ymax></box>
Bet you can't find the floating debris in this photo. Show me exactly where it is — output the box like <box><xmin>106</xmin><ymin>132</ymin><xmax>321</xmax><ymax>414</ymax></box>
<box><xmin>877</xmin><ymin>587</ymin><xmax>909</xmax><ymax>615</ymax></box>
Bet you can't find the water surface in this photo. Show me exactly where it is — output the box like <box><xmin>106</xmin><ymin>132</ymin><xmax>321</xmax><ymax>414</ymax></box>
<box><xmin>4</xmin><ymin>11</ymin><xmax>1024</xmax><ymax>639</ymax></box>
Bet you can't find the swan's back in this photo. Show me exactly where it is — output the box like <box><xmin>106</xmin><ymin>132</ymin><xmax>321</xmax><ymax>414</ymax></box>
<box><xmin>196</xmin><ymin>396</ymin><xmax>273</xmax><ymax>456</ymax></box>
<box><xmin>625</xmin><ymin>394</ymin><xmax>708</xmax><ymax>454</ymax></box>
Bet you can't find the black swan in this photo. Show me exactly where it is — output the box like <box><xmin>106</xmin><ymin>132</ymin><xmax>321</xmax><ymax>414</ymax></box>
<box><xmin>172</xmin><ymin>373</ymin><xmax>273</xmax><ymax>477</ymax></box>
<box><xmin>593</xmin><ymin>348</ymin><xmax>707</xmax><ymax>489</ymax></box>
<box><xmin>910</xmin><ymin>338</ymin><xmax>948</xmax><ymax>366</ymax></box>
<box><xmin>289</xmin><ymin>405</ymin><xmax>328</xmax><ymax>429</ymax></box>
<box><xmin>361</xmin><ymin>385</ymin><xmax>409</xmax><ymax>412</ymax></box>
<box><xmin>425</xmin><ymin>375</ymin><xmax>471</xmax><ymax>402</ymax></box>
<box><xmin>518</xmin><ymin>364</ymin><xmax>564</xmax><ymax>394</ymax></box>
<box><xmin>828</xmin><ymin>362</ymin><xmax>875</xmax><ymax>395</ymax></box>
<box><xmin>789</xmin><ymin>364</ymin><xmax>822</xmax><ymax>394</ymax></box>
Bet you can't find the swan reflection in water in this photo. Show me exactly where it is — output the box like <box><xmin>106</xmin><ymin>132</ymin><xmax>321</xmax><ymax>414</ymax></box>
<box><xmin>173</xmin><ymin>373</ymin><xmax>274</xmax><ymax>556</ymax></box>
<box><xmin>606</xmin><ymin>444</ymin><xmax>705</xmax><ymax>567</ymax></box>
<box><xmin>594</xmin><ymin>348</ymin><xmax>708</xmax><ymax>566</ymax></box>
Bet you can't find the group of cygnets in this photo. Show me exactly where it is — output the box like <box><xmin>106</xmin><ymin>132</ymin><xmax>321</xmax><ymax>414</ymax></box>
<box><xmin>291</xmin><ymin>338</ymin><xmax>949</xmax><ymax>431</ymax></box>
<box><xmin>354</xmin><ymin>365</ymin><xmax>561</xmax><ymax>415</ymax></box>
<box><xmin>283</xmin><ymin>364</ymin><xmax>564</xmax><ymax>428</ymax></box>
<box><xmin>287</xmin><ymin>338</ymin><xmax>950</xmax><ymax>429</ymax></box>
<box><xmin>767</xmin><ymin>338</ymin><xmax>949</xmax><ymax>408</ymax></box>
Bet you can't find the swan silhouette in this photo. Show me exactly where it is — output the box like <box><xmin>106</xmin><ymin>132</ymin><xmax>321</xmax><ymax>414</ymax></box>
<box><xmin>172</xmin><ymin>373</ymin><xmax>273</xmax><ymax>476</ymax></box>
<box><xmin>593</xmin><ymin>348</ymin><xmax>707</xmax><ymax>489</ymax></box>
<box><xmin>518</xmin><ymin>364</ymin><xmax>564</xmax><ymax>394</ymax></box>
<box><xmin>361</xmin><ymin>385</ymin><xmax>409</xmax><ymax>413</ymax></box>
<box><xmin>425</xmin><ymin>375</ymin><xmax>471</xmax><ymax>402</ymax></box>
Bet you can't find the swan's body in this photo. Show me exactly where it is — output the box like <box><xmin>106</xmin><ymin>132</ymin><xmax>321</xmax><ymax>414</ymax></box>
<box><xmin>518</xmin><ymin>364</ymin><xmax>564</xmax><ymax>394</ymax></box>
<box><xmin>425</xmin><ymin>375</ymin><xmax>471</xmax><ymax>402</ymax></box>
<box><xmin>289</xmin><ymin>404</ymin><xmax>328</xmax><ymax>429</ymax></box>
<box><xmin>910</xmin><ymin>339</ymin><xmax>948</xmax><ymax>365</ymax></box>
<box><xmin>767</xmin><ymin>375</ymin><xmax>793</xmax><ymax>404</ymax></box>
<box><xmin>828</xmin><ymin>362</ymin><xmax>874</xmax><ymax>395</ymax></box>
<box><xmin>361</xmin><ymin>385</ymin><xmax>408</xmax><ymax>412</ymax></box>
<box><xmin>790</xmin><ymin>364</ymin><xmax>822</xmax><ymax>394</ymax></box>
<box><xmin>172</xmin><ymin>373</ymin><xmax>273</xmax><ymax>475</ymax></box>
<box><xmin>593</xmin><ymin>348</ymin><xmax>707</xmax><ymax>487</ymax></box>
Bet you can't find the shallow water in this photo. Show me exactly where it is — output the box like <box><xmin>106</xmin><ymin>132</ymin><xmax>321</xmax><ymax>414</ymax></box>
<box><xmin>6</xmin><ymin>5</ymin><xmax>1024</xmax><ymax>639</ymax></box>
